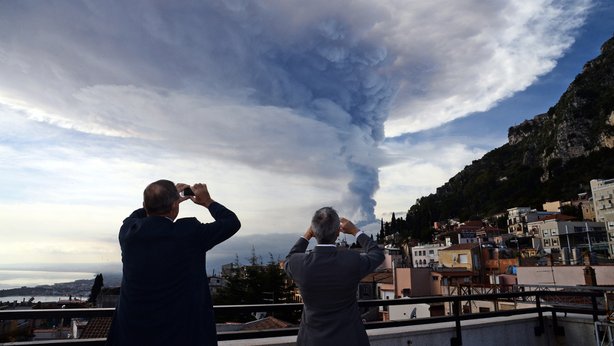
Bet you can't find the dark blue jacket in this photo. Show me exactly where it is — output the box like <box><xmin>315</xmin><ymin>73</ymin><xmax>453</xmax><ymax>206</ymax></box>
<box><xmin>107</xmin><ymin>202</ymin><xmax>240</xmax><ymax>346</ymax></box>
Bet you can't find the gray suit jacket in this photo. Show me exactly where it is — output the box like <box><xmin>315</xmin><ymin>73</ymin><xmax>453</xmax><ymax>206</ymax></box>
<box><xmin>285</xmin><ymin>233</ymin><xmax>384</xmax><ymax>346</ymax></box>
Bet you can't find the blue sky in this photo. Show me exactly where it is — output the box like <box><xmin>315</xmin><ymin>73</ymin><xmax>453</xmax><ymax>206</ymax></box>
<box><xmin>0</xmin><ymin>0</ymin><xmax>612</xmax><ymax>274</ymax></box>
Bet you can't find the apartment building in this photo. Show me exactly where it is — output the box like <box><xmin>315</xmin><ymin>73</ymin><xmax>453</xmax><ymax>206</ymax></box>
<box><xmin>507</xmin><ymin>207</ymin><xmax>534</xmax><ymax>235</ymax></box>
<box><xmin>591</xmin><ymin>178</ymin><xmax>614</xmax><ymax>257</ymax></box>
<box><xmin>527</xmin><ymin>216</ymin><xmax>608</xmax><ymax>259</ymax></box>
<box><xmin>411</xmin><ymin>243</ymin><xmax>447</xmax><ymax>268</ymax></box>
<box><xmin>507</xmin><ymin>207</ymin><xmax>558</xmax><ymax>235</ymax></box>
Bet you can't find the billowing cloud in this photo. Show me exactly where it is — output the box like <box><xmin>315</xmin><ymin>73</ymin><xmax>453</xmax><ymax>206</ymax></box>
<box><xmin>0</xmin><ymin>0</ymin><xmax>597</xmax><ymax>271</ymax></box>
<box><xmin>0</xmin><ymin>0</ymin><xmax>590</xmax><ymax>223</ymax></box>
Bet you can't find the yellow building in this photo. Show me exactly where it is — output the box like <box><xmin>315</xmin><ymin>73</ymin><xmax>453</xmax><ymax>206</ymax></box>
<box><xmin>438</xmin><ymin>243</ymin><xmax>481</xmax><ymax>271</ymax></box>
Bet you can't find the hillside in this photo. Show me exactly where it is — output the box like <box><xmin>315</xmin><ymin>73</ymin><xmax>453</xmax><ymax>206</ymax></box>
<box><xmin>405</xmin><ymin>34</ymin><xmax>614</xmax><ymax>234</ymax></box>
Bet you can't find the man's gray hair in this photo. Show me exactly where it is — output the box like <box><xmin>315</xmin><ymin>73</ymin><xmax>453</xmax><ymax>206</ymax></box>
<box><xmin>143</xmin><ymin>179</ymin><xmax>179</xmax><ymax>215</ymax></box>
<box><xmin>311</xmin><ymin>207</ymin><xmax>340</xmax><ymax>244</ymax></box>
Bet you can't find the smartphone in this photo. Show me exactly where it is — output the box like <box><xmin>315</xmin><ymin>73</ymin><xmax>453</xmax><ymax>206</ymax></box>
<box><xmin>182</xmin><ymin>187</ymin><xmax>195</xmax><ymax>197</ymax></box>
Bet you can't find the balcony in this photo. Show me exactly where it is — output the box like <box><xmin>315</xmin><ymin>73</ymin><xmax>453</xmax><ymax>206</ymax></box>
<box><xmin>0</xmin><ymin>289</ymin><xmax>609</xmax><ymax>346</ymax></box>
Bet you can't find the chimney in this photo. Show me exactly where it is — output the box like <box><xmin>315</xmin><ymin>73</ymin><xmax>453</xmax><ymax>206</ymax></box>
<box><xmin>583</xmin><ymin>266</ymin><xmax>597</xmax><ymax>286</ymax></box>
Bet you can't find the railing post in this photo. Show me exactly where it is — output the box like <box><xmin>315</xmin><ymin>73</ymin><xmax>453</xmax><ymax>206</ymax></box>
<box><xmin>451</xmin><ymin>298</ymin><xmax>462</xmax><ymax>346</ymax></box>
<box><xmin>551</xmin><ymin>311</ymin><xmax>564</xmax><ymax>336</ymax></box>
<box><xmin>592</xmin><ymin>294</ymin><xmax>599</xmax><ymax>323</ymax></box>
<box><xmin>534</xmin><ymin>292</ymin><xmax>544</xmax><ymax>336</ymax></box>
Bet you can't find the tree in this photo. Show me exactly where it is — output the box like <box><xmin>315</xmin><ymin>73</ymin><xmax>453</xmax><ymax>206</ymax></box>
<box><xmin>213</xmin><ymin>250</ymin><xmax>298</xmax><ymax>323</ymax></box>
<box><xmin>87</xmin><ymin>273</ymin><xmax>104</xmax><ymax>305</ymax></box>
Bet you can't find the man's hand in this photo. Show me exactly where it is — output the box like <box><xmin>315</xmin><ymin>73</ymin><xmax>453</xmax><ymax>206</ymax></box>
<box><xmin>303</xmin><ymin>226</ymin><xmax>314</xmax><ymax>240</ymax></box>
<box><xmin>190</xmin><ymin>183</ymin><xmax>214</xmax><ymax>208</ymax></box>
<box><xmin>340</xmin><ymin>217</ymin><xmax>359</xmax><ymax>236</ymax></box>
<box><xmin>175</xmin><ymin>183</ymin><xmax>192</xmax><ymax>203</ymax></box>
<box><xmin>176</xmin><ymin>183</ymin><xmax>214</xmax><ymax>208</ymax></box>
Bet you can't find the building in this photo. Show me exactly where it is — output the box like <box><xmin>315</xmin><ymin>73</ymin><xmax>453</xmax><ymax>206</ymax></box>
<box><xmin>517</xmin><ymin>265</ymin><xmax>614</xmax><ymax>286</ymax></box>
<box><xmin>377</xmin><ymin>267</ymin><xmax>433</xmax><ymax>299</ymax></box>
<box><xmin>573</xmin><ymin>192</ymin><xmax>596</xmax><ymax>221</ymax></box>
<box><xmin>543</xmin><ymin>201</ymin><xmax>562</xmax><ymax>212</ymax></box>
<box><xmin>591</xmin><ymin>178</ymin><xmax>614</xmax><ymax>257</ymax></box>
<box><xmin>208</xmin><ymin>275</ymin><xmax>226</xmax><ymax>296</ymax></box>
<box><xmin>380</xmin><ymin>245</ymin><xmax>406</xmax><ymax>270</ymax></box>
<box><xmin>438</xmin><ymin>243</ymin><xmax>481</xmax><ymax>272</ymax></box>
<box><xmin>507</xmin><ymin>207</ymin><xmax>558</xmax><ymax>235</ymax></box>
<box><xmin>527</xmin><ymin>216</ymin><xmax>607</xmax><ymax>260</ymax></box>
<box><xmin>507</xmin><ymin>207</ymin><xmax>533</xmax><ymax>234</ymax></box>
<box><xmin>411</xmin><ymin>243</ymin><xmax>447</xmax><ymax>268</ymax></box>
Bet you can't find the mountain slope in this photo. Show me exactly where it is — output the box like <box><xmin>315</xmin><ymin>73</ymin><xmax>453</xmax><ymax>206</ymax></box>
<box><xmin>405</xmin><ymin>34</ymin><xmax>614</xmax><ymax>231</ymax></box>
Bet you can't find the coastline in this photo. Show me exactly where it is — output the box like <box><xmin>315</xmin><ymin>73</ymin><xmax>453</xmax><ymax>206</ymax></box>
<box><xmin>0</xmin><ymin>269</ymin><xmax>97</xmax><ymax>290</ymax></box>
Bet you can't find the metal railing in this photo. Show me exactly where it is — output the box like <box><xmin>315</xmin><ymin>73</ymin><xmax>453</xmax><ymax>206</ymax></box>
<box><xmin>0</xmin><ymin>289</ymin><xmax>607</xmax><ymax>346</ymax></box>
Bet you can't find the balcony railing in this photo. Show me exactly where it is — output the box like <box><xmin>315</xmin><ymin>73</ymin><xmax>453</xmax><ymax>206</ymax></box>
<box><xmin>0</xmin><ymin>289</ymin><xmax>607</xmax><ymax>346</ymax></box>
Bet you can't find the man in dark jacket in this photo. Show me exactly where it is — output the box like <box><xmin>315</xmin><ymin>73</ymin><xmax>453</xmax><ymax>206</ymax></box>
<box><xmin>285</xmin><ymin>207</ymin><xmax>384</xmax><ymax>345</ymax></box>
<box><xmin>107</xmin><ymin>179</ymin><xmax>241</xmax><ymax>346</ymax></box>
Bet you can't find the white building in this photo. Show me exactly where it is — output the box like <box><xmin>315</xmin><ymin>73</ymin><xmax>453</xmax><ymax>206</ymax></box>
<box><xmin>507</xmin><ymin>207</ymin><xmax>558</xmax><ymax>235</ymax></box>
<box><xmin>591</xmin><ymin>178</ymin><xmax>614</xmax><ymax>256</ymax></box>
<box><xmin>411</xmin><ymin>243</ymin><xmax>447</xmax><ymax>268</ymax></box>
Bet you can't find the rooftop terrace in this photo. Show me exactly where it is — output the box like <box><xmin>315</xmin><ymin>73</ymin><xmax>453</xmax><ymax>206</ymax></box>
<box><xmin>1</xmin><ymin>288</ymin><xmax>611</xmax><ymax>346</ymax></box>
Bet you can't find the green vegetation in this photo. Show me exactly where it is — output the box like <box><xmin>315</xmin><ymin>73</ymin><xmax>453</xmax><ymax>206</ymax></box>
<box><xmin>213</xmin><ymin>249</ymin><xmax>298</xmax><ymax>323</ymax></box>
<box><xmin>400</xmin><ymin>147</ymin><xmax>614</xmax><ymax>241</ymax></box>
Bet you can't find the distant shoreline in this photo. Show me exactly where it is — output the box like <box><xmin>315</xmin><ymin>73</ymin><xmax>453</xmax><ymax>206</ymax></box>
<box><xmin>0</xmin><ymin>270</ymin><xmax>123</xmax><ymax>297</ymax></box>
<box><xmin>0</xmin><ymin>295</ymin><xmax>89</xmax><ymax>303</ymax></box>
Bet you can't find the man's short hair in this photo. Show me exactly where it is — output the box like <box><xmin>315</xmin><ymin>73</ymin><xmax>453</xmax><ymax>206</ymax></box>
<box><xmin>143</xmin><ymin>179</ymin><xmax>179</xmax><ymax>215</ymax></box>
<box><xmin>311</xmin><ymin>207</ymin><xmax>340</xmax><ymax>244</ymax></box>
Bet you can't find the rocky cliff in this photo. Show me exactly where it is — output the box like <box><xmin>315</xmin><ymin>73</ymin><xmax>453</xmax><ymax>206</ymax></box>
<box><xmin>508</xmin><ymin>35</ymin><xmax>614</xmax><ymax>181</ymax></box>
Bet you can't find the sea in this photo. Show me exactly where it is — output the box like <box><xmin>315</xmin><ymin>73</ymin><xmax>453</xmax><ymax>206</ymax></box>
<box><xmin>0</xmin><ymin>269</ymin><xmax>96</xmax><ymax>302</ymax></box>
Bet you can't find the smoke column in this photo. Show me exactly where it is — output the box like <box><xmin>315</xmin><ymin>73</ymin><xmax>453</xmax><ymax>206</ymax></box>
<box><xmin>204</xmin><ymin>2</ymin><xmax>397</xmax><ymax>223</ymax></box>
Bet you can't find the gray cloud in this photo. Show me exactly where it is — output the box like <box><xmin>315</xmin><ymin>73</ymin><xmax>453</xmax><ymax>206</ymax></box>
<box><xmin>0</xmin><ymin>0</ymin><xmax>592</xmax><ymax>226</ymax></box>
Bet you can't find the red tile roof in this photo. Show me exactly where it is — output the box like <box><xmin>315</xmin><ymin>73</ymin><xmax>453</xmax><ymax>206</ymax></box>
<box><xmin>80</xmin><ymin>317</ymin><xmax>113</xmax><ymax>339</ymax></box>
<box><xmin>241</xmin><ymin>316</ymin><xmax>293</xmax><ymax>330</ymax></box>
<box><xmin>538</xmin><ymin>214</ymin><xmax>576</xmax><ymax>221</ymax></box>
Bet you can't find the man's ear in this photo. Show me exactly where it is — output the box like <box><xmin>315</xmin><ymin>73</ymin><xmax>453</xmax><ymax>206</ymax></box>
<box><xmin>142</xmin><ymin>202</ymin><xmax>149</xmax><ymax>215</ymax></box>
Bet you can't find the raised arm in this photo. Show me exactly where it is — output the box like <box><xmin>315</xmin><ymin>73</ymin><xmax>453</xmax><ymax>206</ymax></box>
<box><xmin>341</xmin><ymin>217</ymin><xmax>384</xmax><ymax>277</ymax></box>
<box><xmin>181</xmin><ymin>182</ymin><xmax>241</xmax><ymax>250</ymax></box>
<box><xmin>284</xmin><ymin>227</ymin><xmax>312</xmax><ymax>279</ymax></box>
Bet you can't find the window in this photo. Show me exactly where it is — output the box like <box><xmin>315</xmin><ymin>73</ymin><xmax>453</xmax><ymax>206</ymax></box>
<box><xmin>429</xmin><ymin>250</ymin><xmax>434</xmax><ymax>255</ymax></box>
<box><xmin>551</xmin><ymin>229</ymin><xmax>558</xmax><ymax>236</ymax></box>
<box><xmin>552</xmin><ymin>239</ymin><xmax>559</xmax><ymax>246</ymax></box>
<box><xmin>544</xmin><ymin>230</ymin><xmax>550</xmax><ymax>237</ymax></box>
<box><xmin>544</xmin><ymin>239</ymin><xmax>551</xmax><ymax>246</ymax></box>
<box><xmin>458</xmin><ymin>254</ymin><xmax>468</xmax><ymax>264</ymax></box>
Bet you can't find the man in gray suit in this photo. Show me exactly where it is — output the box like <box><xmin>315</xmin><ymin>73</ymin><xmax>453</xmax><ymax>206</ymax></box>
<box><xmin>285</xmin><ymin>207</ymin><xmax>385</xmax><ymax>346</ymax></box>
